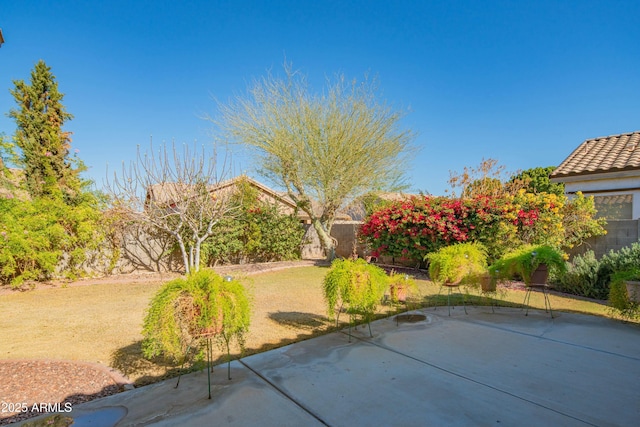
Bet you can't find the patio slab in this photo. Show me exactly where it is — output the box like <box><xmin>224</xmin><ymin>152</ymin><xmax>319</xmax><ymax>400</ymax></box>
<box><xmin>19</xmin><ymin>307</ymin><xmax>640</xmax><ymax>427</ymax></box>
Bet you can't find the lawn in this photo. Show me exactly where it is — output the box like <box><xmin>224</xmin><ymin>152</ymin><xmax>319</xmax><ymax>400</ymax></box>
<box><xmin>0</xmin><ymin>265</ymin><xmax>628</xmax><ymax>386</ymax></box>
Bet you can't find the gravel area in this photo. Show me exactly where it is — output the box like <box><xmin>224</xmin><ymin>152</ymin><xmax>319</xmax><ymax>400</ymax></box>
<box><xmin>0</xmin><ymin>360</ymin><xmax>127</xmax><ymax>425</ymax></box>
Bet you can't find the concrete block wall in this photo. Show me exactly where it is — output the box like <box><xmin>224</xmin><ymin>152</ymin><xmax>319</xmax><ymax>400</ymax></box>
<box><xmin>301</xmin><ymin>221</ymin><xmax>367</xmax><ymax>259</ymax></box>
<box><xmin>570</xmin><ymin>219</ymin><xmax>639</xmax><ymax>259</ymax></box>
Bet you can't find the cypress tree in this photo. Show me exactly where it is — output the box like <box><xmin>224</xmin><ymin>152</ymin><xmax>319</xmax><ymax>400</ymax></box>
<box><xmin>8</xmin><ymin>60</ymin><xmax>82</xmax><ymax>200</ymax></box>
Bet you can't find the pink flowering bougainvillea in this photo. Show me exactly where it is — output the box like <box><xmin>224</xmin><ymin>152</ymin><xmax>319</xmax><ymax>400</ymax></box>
<box><xmin>360</xmin><ymin>194</ymin><xmax>560</xmax><ymax>264</ymax></box>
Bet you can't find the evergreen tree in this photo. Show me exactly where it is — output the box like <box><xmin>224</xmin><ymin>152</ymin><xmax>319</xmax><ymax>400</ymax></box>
<box><xmin>8</xmin><ymin>60</ymin><xmax>83</xmax><ymax>200</ymax></box>
<box><xmin>509</xmin><ymin>166</ymin><xmax>565</xmax><ymax>196</ymax></box>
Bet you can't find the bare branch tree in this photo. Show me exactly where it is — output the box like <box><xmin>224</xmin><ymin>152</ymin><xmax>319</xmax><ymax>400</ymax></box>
<box><xmin>106</xmin><ymin>142</ymin><xmax>236</xmax><ymax>274</ymax></box>
<box><xmin>447</xmin><ymin>158</ymin><xmax>524</xmax><ymax>198</ymax></box>
<box><xmin>212</xmin><ymin>63</ymin><xmax>415</xmax><ymax>259</ymax></box>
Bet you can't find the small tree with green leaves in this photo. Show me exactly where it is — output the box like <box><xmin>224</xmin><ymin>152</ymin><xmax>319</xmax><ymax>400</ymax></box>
<box><xmin>509</xmin><ymin>166</ymin><xmax>565</xmax><ymax>196</ymax></box>
<box><xmin>216</xmin><ymin>62</ymin><xmax>414</xmax><ymax>260</ymax></box>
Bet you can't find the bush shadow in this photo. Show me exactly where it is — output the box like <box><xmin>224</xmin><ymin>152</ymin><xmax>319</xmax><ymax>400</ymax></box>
<box><xmin>108</xmin><ymin>318</ymin><xmax>338</xmax><ymax>390</ymax></box>
<box><xmin>268</xmin><ymin>311</ymin><xmax>330</xmax><ymax>330</ymax></box>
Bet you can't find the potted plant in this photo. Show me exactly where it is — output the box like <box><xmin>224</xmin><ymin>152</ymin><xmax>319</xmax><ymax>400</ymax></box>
<box><xmin>323</xmin><ymin>258</ymin><xmax>388</xmax><ymax>339</ymax></box>
<box><xmin>608</xmin><ymin>268</ymin><xmax>640</xmax><ymax>320</ymax></box>
<box><xmin>142</xmin><ymin>269</ymin><xmax>252</xmax><ymax>383</ymax></box>
<box><xmin>426</xmin><ymin>242</ymin><xmax>488</xmax><ymax>286</ymax></box>
<box><xmin>478</xmin><ymin>272</ymin><xmax>496</xmax><ymax>292</ymax></box>
<box><xmin>623</xmin><ymin>269</ymin><xmax>640</xmax><ymax>304</ymax></box>
<box><xmin>489</xmin><ymin>244</ymin><xmax>567</xmax><ymax>286</ymax></box>
<box><xmin>387</xmin><ymin>271</ymin><xmax>418</xmax><ymax>303</ymax></box>
<box><xmin>425</xmin><ymin>242</ymin><xmax>488</xmax><ymax>315</ymax></box>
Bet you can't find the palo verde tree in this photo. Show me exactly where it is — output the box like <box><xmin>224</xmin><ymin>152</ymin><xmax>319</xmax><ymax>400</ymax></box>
<box><xmin>8</xmin><ymin>60</ymin><xmax>84</xmax><ymax>201</ymax></box>
<box><xmin>215</xmin><ymin>63</ymin><xmax>414</xmax><ymax>260</ymax></box>
<box><xmin>107</xmin><ymin>143</ymin><xmax>237</xmax><ymax>275</ymax></box>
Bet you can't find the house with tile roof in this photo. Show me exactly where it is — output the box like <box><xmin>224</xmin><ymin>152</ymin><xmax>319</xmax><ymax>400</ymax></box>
<box><xmin>550</xmin><ymin>131</ymin><xmax>640</xmax><ymax>256</ymax></box>
<box><xmin>145</xmin><ymin>175</ymin><xmax>359</xmax><ymax>259</ymax></box>
<box><xmin>550</xmin><ymin>131</ymin><xmax>640</xmax><ymax>220</ymax></box>
<box><xmin>145</xmin><ymin>175</ymin><xmax>352</xmax><ymax>224</ymax></box>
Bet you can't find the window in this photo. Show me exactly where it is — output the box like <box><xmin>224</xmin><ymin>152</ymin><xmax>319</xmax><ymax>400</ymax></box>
<box><xmin>593</xmin><ymin>194</ymin><xmax>633</xmax><ymax>220</ymax></box>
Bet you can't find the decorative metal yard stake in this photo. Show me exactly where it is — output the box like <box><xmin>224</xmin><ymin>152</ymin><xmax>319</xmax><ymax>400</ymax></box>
<box><xmin>207</xmin><ymin>337</ymin><xmax>212</xmax><ymax>399</ymax></box>
<box><xmin>174</xmin><ymin>345</ymin><xmax>192</xmax><ymax>389</ymax></box>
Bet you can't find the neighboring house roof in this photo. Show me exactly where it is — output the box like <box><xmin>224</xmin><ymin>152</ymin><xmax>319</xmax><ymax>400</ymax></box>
<box><xmin>145</xmin><ymin>175</ymin><xmax>354</xmax><ymax>221</ymax></box>
<box><xmin>376</xmin><ymin>192</ymin><xmax>416</xmax><ymax>202</ymax></box>
<box><xmin>145</xmin><ymin>175</ymin><xmax>297</xmax><ymax>209</ymax></box>
<box><xmin>551</xmin><ymin>131</ymin><xmax>640</xmax><ymax>179</ymax></box>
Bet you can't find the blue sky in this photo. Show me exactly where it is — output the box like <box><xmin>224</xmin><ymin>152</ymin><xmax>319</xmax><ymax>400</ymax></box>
<box><xmin>1</xmin><ymin>0</ymin><xmax>639</xmax><ymax>196</ymax></box>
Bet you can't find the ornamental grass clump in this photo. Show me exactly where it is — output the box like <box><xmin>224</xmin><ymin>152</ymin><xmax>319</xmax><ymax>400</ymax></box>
<box><xmin>142</xmin><ymin>269</ymin><xmax>251</xmax><ymax>363</ymax></box>
<box><xmin>426</xmin><ymin>242</ymin><xmax>488</xmax><ymax>286</ymax></box>
<box><xmin>323</xmin><ymin>258</ymin><xmax>388</xmax><ymax>327</ymax></box>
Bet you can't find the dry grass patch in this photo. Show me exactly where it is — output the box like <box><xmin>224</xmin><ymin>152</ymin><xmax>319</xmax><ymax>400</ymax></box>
<box><xmin>0</xmin><ymin>266</ymin><xmax>347</xmax><ymax>385</ymax></box>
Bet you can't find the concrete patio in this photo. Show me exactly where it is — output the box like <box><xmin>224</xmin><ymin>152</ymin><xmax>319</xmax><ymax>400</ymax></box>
<box><xmin>22</xmin><ymin>306</ymin><xmax>640</xmax><ymax>426</ymax></box>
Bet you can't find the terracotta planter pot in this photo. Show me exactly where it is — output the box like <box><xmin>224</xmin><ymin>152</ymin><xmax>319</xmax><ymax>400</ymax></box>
<box><xmin>390</xmin><ymin>283</ymin><xmax>407</xmax><ymax>302</ymax></box>
<box><xmin>480</xmin><ymin>274</ymin><xmax>496</xmax><ymax>292</ymax></box>
<box><xmin>625</xmin><ymin>280</ymin><xmax>640</xmax><ymax>304</ymax></box>
<box><xmin>530</xmin><ymin>264</ymin><xmax>549</xmax><ymax>285</ymax></box>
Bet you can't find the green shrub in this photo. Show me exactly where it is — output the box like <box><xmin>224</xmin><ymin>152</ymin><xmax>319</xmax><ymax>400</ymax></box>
<box><xmin>201</xmin><ymin>206</ymin><xmax>304</xmax><ymax>265</ymax></box>
<box><xmin>247</xmin><ymin>206</ymin><xmax>304</xmax><ymax>261</ymax></box>
<box><xmin>556</xmin><ymin>250</ymin><xmax>600</xmax><ymax>298</ymax></box>
<box><xmin>596</xmin><ymin>243</ymin><xmax>640</xmax><ymax>300</ymax></box>
<box><xmin>554</xmin><ymin>243</ymin><xmax>640</xmax><ymax>300</ymax></box>
<box><xmin>200</xmin><ymin>217</ymin><xmax>245</xmax><ymax>265</ymax></box>
<box><xmin>426</xmin><ymin>242</ymin><xmax>488</xmax><ymax>285</ymax></box>
<box><xmin>0</xmin><ymin>196</ymin><xmax>104</xmax><ymax>287</ymax></box>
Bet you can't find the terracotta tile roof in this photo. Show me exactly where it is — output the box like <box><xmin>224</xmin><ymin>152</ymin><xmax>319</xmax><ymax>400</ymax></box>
<box><xmin>551</xmin><ymin>131</ymin><xmax>640</xmax><ymax>178</ymax></box>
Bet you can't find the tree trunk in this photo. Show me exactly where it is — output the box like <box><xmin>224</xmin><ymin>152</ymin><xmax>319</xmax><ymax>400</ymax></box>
<box><xmin>193</xmin><ymin>236</ymin><xmax>206</xmax><ymax>273</ymax></box>
<box><xmin>311</xmin><ymin>218</ymin><xmax>336</xmax><ymax>261</ymax></box>
<box><xmin>175</xmin><ymin>236</ymin><xmax>190</xmax><ymax>275</ymax></box>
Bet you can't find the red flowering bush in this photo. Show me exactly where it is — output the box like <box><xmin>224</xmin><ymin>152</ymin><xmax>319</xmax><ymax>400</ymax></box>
<box><xmin>359</xmin><ymin>192</ymin><xmax>586</xmax><ymax>264</ymax></box>
<box><xmin>361</xmin><ymin>190</ymin><xmax>606</xmax><ymax>265</ymax></box>
<box><xmin>360</xmin><ymin>195</ymin><xmax>515</xmax><ymax>263</ymax></box>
